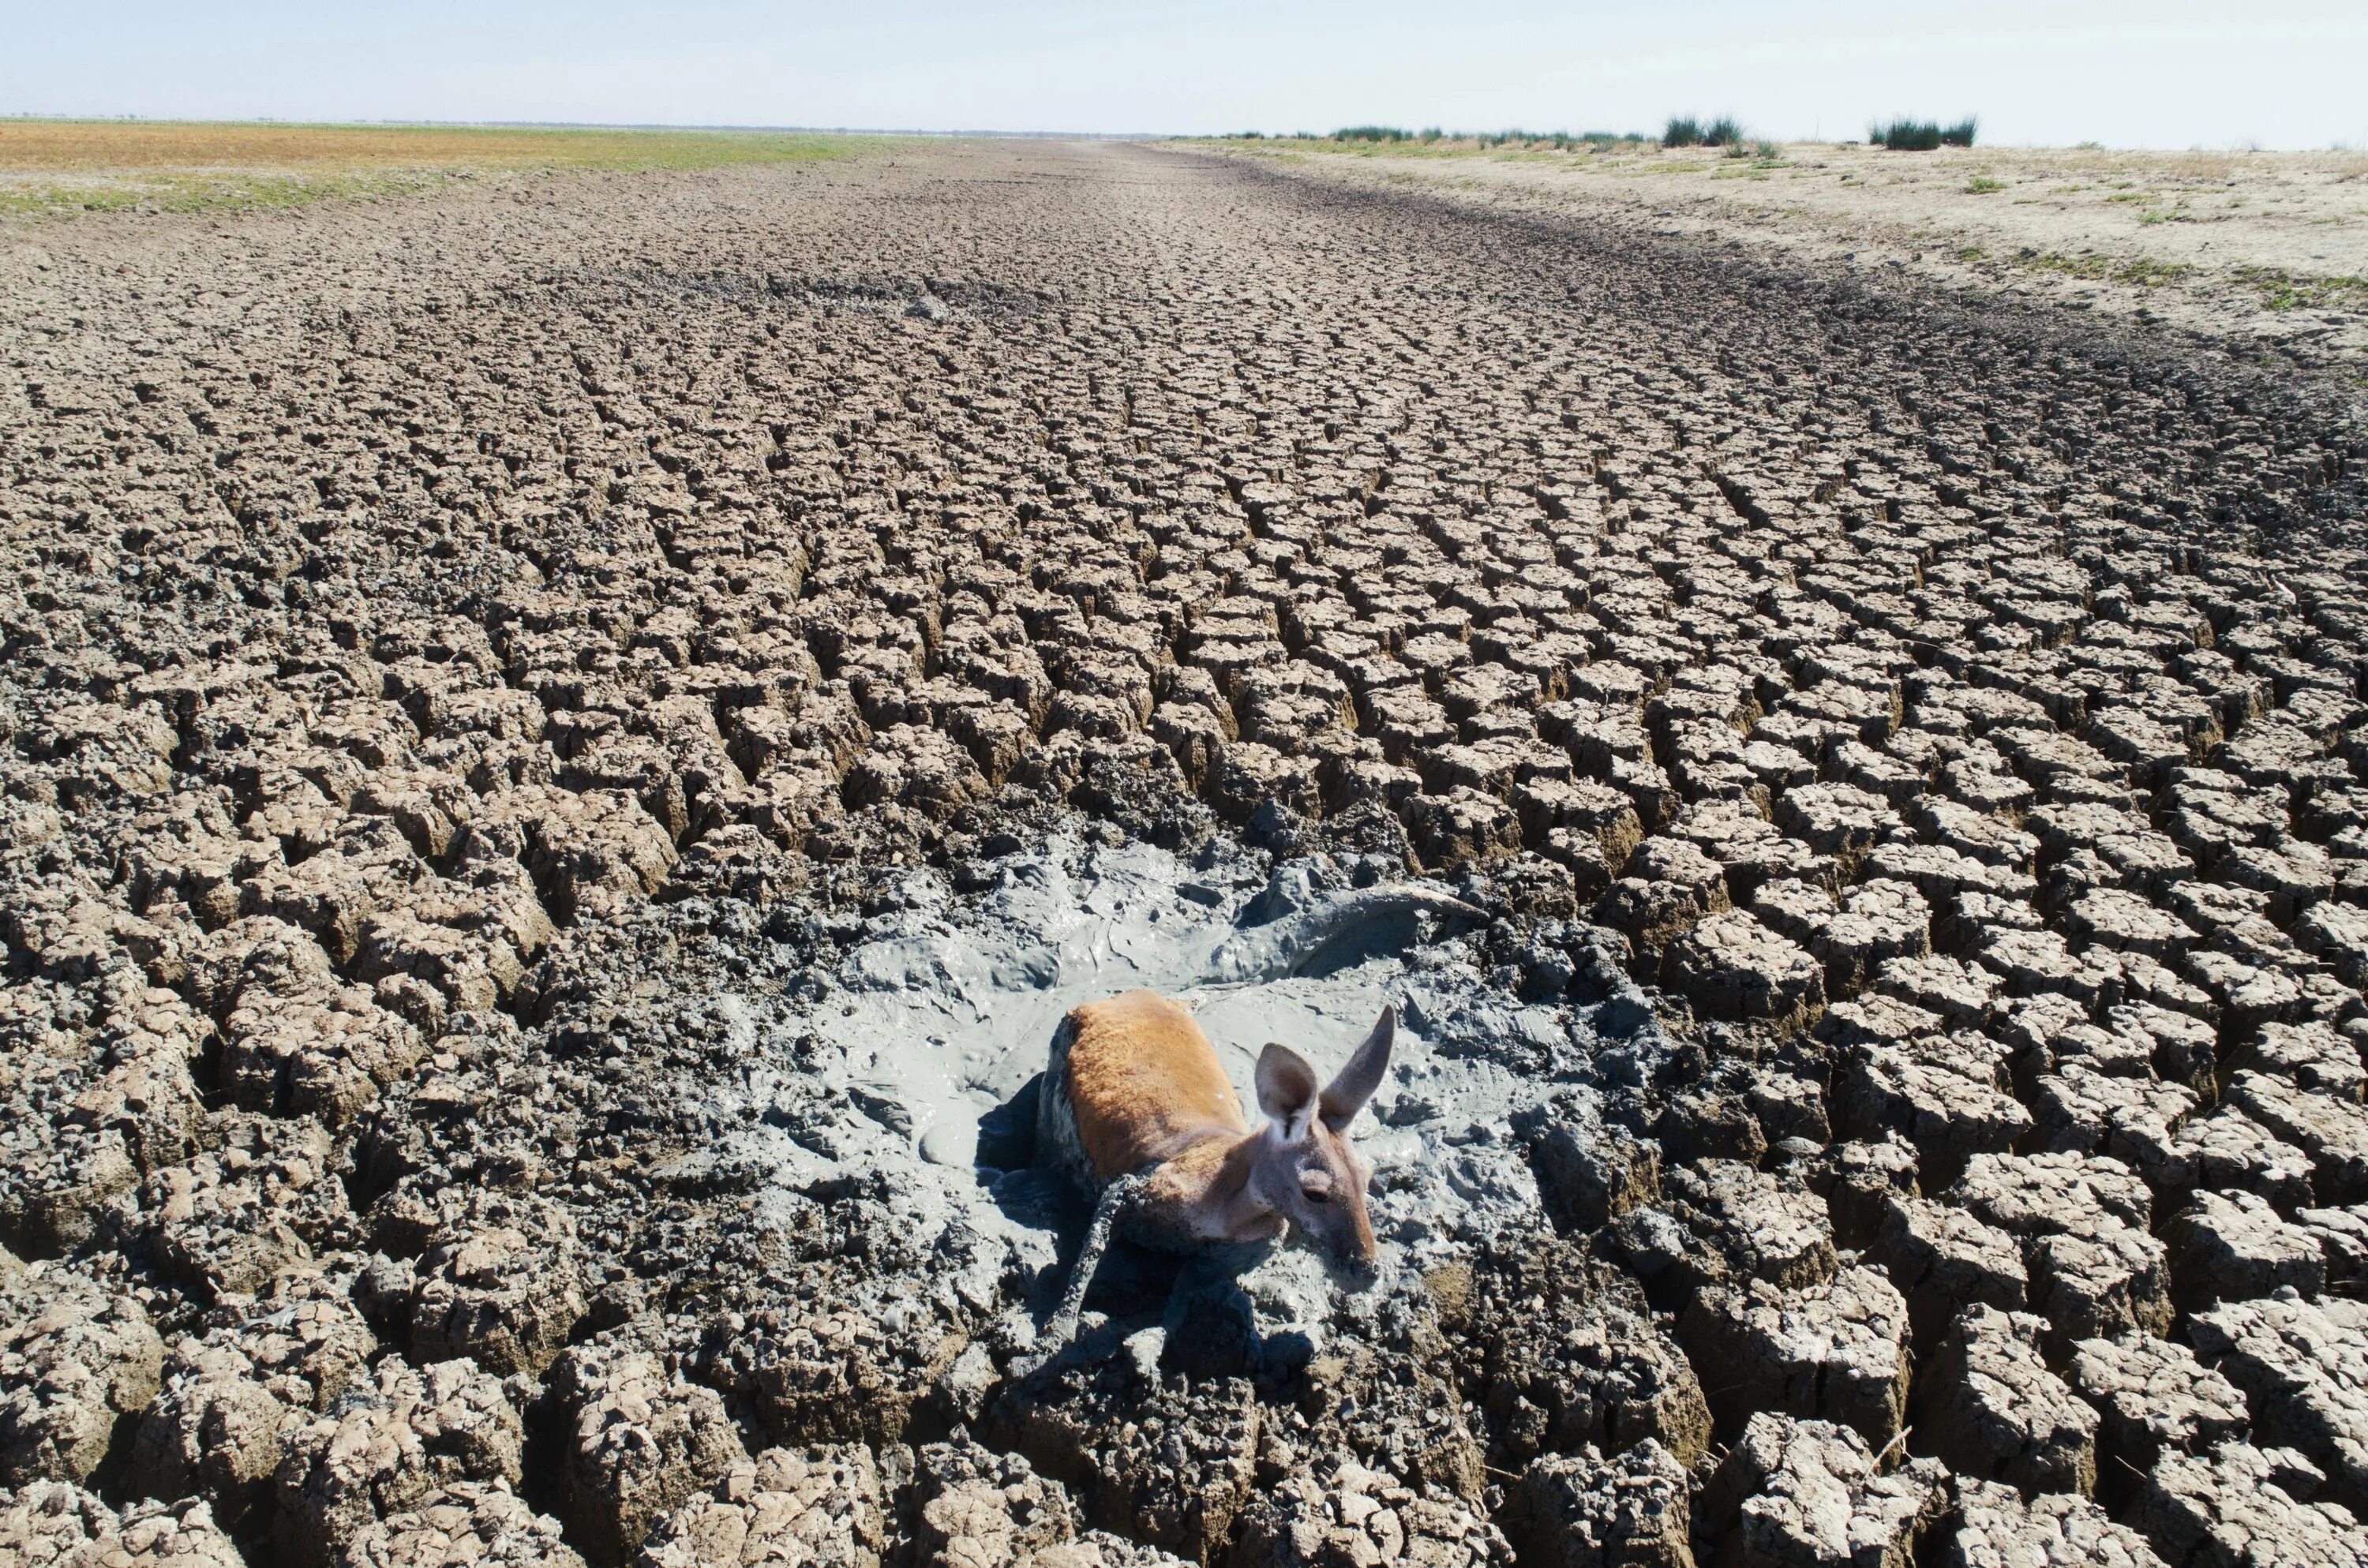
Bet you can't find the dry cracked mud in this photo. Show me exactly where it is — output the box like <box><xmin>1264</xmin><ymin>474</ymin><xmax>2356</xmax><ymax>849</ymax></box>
<box><xmin>3</xmin><ymin>136</ymin><xmax>2368</xmax><ymax>1568</ymax></box>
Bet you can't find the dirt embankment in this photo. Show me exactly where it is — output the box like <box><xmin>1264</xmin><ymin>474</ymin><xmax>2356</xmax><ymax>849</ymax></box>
<box><xmin>3</xmin><ymin>138</ymin><xmax>2368</xmax><ymax>1568</ymax></box>
<box><xmin>1205</xmin><ymin>137</ymin><xmax>2368</xmax><ymax>395</ymax></box>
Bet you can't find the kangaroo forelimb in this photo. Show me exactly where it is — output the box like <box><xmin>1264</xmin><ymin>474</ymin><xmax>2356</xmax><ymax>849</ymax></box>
<box><xmin>1036</xmin><ymin>1169</ymin><xmax>1150</xmax><ymax>1357</ymax></box>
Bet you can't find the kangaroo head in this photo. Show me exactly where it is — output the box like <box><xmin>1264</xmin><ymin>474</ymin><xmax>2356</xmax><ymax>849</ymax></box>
<box><xmin>1247</xmin><ymin>1005</ymin><xmax>1396</xmax><ymax>1267</ymax></box>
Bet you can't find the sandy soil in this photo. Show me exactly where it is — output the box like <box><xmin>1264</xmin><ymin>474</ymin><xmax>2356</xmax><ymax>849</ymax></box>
<box><xmin>1206</xmin><ymin>138</ymin><xmax>2368</xmax><ymax>389</ymax></box>
<box><xmin>2</xmin><ymin>138</ymin><xmax>2367</xmax><ymax>1568</ymax></box>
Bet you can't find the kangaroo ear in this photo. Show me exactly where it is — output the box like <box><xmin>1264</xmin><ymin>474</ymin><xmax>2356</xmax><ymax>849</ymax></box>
<box><xmin>1320</xmin><ymin>1005</ymin><xmax>1395</xmax><ymax>1132</ymax></box>
<box><xmin>1256</xmin><ymin>1043</ymin><xmax>1321</xmax><ymax>1141</ymax></box>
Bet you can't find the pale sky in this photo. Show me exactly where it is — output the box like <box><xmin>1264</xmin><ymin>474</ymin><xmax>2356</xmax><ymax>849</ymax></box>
<box><xmin>6</xmin><ymin>1</ymin><xmax>2362</xmax><ymax>149</ymax></box>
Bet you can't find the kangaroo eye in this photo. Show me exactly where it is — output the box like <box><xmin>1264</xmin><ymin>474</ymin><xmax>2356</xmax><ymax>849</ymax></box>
<box><xmin>1304</xmin><ymin>1187</ymin><xmax>1331</xmax><ymax>1204</ymax></box>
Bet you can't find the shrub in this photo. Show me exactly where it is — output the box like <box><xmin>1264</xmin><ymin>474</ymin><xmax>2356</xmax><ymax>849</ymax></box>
<box><xmin>1965</xmin><ymin>175</ymin><xmax>2004</xmax><ymax>194</ymax></box>
<box><xmin>1874</xmin><ymin>117</ymin><xmax>1979</xmax><ymax>151</ymax></box>
<box><xmin>1418</xmin><ymin>127</ymin><xmax>1444</xmax><ymax>143</ymax></box>
<box><xmin>1663</xmin><ymin>115</ymin><xmax>1703</xmax><ymax>148</ymax></box>
<box><xmin>1723</xmin><ymin>140</ymin><xmax>1752</xmax><ymax>159</ymax></box>
<box><xmin>1335</xmin><ymin>125</ymin><xmax>1411</xmax><ymax>143</ymax></box>
<box><xmin>1704</xmin><ymin>116</ymin><xmax>1743</xmax><ymax>147</ymax></box>
<box><xmin>1755</xmin><ymin>140</ymin><xmax>1779</xmax><ymax>160</ymax></box>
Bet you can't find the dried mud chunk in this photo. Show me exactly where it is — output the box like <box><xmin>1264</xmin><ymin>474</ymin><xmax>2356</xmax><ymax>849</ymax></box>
<box><xmin>273</xmin><ymin>1357</ymin><xmax>523</xmax><ymax>1568</ymax></box>
<box><xmin>0</xmin><ymin>1267</ymin><xmax>165</xmax><ymax>1487</ymax></box>
<box><xmin>126</xmin><ymin>1344</ymin><xmax>296</xmax><ymax>1536</ymax></box>
<box><xmin>1942</xmin><ymin>1480</ymin><xmax>2167</xmax><ymax>1568</ymax></box>
<box><xmin>1664</xmin><ymin>1160</ymin><xmax>1837</xmax><ymax>1292</ymax></box>
<box><xmin>117</xmin><ymin>1111</ymin><xmax>349</xmax><ymax>1301</ymax></box>
<box><xmin>1516</xmin><ymin>779</ymin><xmax>1643</xmax><ymax>889</ymax></box>
<box><xmin>2028</xmin><ymin>1227</ymin><xmax>2173</xmax><ymax>1349</ymax></box>
<box><xmin>549</xmin><ymin>1344</ymin><xmax>748</xmax><ymax>1568</ymax></box>
<box><xmin>2304</xmin><ymin>1205</ymin><xmax>2368</xmax><ymax>1297</ymax></box>
<box><xmin>2066</xmin><ymin>887</ymin><xmax>2198</xmax><ymax>960</ymax></box>
<box><xmin>1449</xmin><ymin>1239</ymin><xmax>1710</xmax><ymax>1471</ymax></box>
<box><xmin>1808</xmin><ymin>1136</ymin><xmax>1920</xmax><ymax>1248</ymax></box>
<box><xmin>1525</xmin><ymin>1108</ymin><xmax>1661</xmax><ymax>1235</ymax></box>
<box><xmin>1593</xmin><ymin>877</ymin><xmax>1721</xmax><ymax>964</ymax></box>
<box><xmin>1237</xmin><ymin>1456</ymin><xmax>1511</xmax><ymax>1568</ymax></box>
<box><xmin>508</xmin><ymin>788</ymin><xmax>677</xmax><ymax>922</ymax></box>
<box><xmin>1830</xmin><ymin>1038</ymin><xmax>2030</xmax><ymax>1186</ymax></box>
<box><xmin>2168</xmin><ymin>1189</ymin><xmax>2328</xmax><ymax>1308</ymax></box>
<box><xmin>0</xmin><ymin>1482</ymin><xmax>244</xmax><ymax>1568</ymax></box>
<box><xmin>994</xmin><ymin>1357</ymin><xmax>1260</xmax><ymax>1564</ymax></box>
<box><xmin>1704</xmin><ymin>1412</ymin><xmax>1946</xmax><ymax>1568</ymax></box>
<box><xmin>2171</xmin><ymin>1106</ymin><xmax>2317</xmax><ymax>1210</ymax></box>
<box><xmin>696</xmin><ymin>1302</ymin><xmax>966</xmax><ymax>1449</ymax></box>
<box><xmin>635</xmin><ymin>1445</ymin><xmax>882</xmax><ymax>1568</ymax></box>
<box><xmin>2236</xmin><ymin>1020</ymin><xmax>2368</xmax><ymax>1104</ymax></box>
<box><xmin>1917</xmin><ymin>1305</ymin><xmax>2099</xmax><ymax>1498</ymax></box>
<box><xmin>1403</xmin><ymin>788</ymin><xmax>1523</xmax><ymax>871</ymax></box>
<box><xmin>2188</xmin><ymin>1295</ymin><xmax>2368</xmax><ymax>1517</ymax></box>
<box><xmin>1662</xmin><ymin>910</ymin><xmax>1824</xmax><ymax>1033</ymax></box>
<box><xmin>1774</xmin><ymin>782</ymin><xmax>1897</xmax><ymax>874</ymax></box>
<box><xmin>407</xmin><ymin>1192</ymin><xmax>586</xmax><ymax>1379</ymax></box>
<box><xmin>342</xmin><ymin>1481</ymin><xmax>586</xmax><ymax>1568</ymax></box>
<box><xmin>1868</xmin><ymin>1196</ymin><xmax>2026</xmax><ymax>1347</ymax></box>
<box><xmin>1497</xmin><ymin>1440</ymin><xmax>1689</xmax><ymax>1568</ymax></box>
<box><xmin>2070</xmin><ymin>1334</ymin><xmax>2250</xmax><ymax>1480</ymax></box>
<box><xmin>843</xmin><ymin>724</ymin><xmax>988</xmax><ymax>822</ymax></box>
<box><xmin>2131</xmin><ymin>1441</ymin><xmax>2368</xmax><ymax>1568</ymax></box>
<box><xmin>223</xmin><ymin>980</ymin><xmax>425</xmax><ymax>1128</ymax></box>
<box><xmin>912</xmin><ymin>1431</ymin><xmax>1080</xmax><ymax>1568</ymax></box>
<box><xmin>2030</xmin><ymin>1066</ymin><xmax>2198</xmax><ymax>1190</ymax></box>
<box><xmin>2224</xmin><ymin>1072</ymin><xmax>2368</xmax><ymax>1203</ymax></box>
<box><xmin>1944</xmin><ymin>1151</ymin><xmax>2153</xmax><ymax>1239</ymax></box>
<box><xmin>1677</xmin><ymin>1265</ymin><xmax>1911</xmax><ymax>1449</ymax></box>
<box><xmin>2297</xmin><ymin>900</ymin><xmax>2368</xmax><ymax>989</ymax></box>
<box><xmin>909</xmin><ymin>1431</ymin><xmax>1180</xmax><ymax>1568</ymax></box>
<box><xmin>0</xmin><ymin>1118</ymin><xmax>138</xmax><ymax>1262</ymax></box>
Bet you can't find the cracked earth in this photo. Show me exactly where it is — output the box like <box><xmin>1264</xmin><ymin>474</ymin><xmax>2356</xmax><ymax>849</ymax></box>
<box><xmin>5</xmin><ymin>137</ymin><xmax>2368</xmax><ymax>1568</ymax></box>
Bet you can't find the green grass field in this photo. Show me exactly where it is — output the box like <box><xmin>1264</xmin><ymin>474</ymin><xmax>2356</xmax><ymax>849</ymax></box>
<box><xmin>0</xmin><ymin>118</ymin><xmax>870</xmax><ymax>219</ymax></box>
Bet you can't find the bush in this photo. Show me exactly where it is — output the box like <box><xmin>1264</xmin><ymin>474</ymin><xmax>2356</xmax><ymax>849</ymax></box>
<box><xmin>1873</xmin><ymin>117</ymin><xmax>1978</xmax><ymax>151</ymax></box>
<box><xmin>1663</xmin><ymin>115</ymin><xmax>1703</xmax><ymax>148</ymax></box>
<box><xmin>1418</xmin><ymin>127</ymin><xmax>1444</xmax><ymax>143</ymax></box>
<box><xmin>1334</xmin><ymin>126</ymin><xmax>1411</xmax><ymax>143</ymax></box>
<box><xmin>1704</xmin><ymin>116</ymin><xmax>1743</xmax><ymax>147</ymax></box>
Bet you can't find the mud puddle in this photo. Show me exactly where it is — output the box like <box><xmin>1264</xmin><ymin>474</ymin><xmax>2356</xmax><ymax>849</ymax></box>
<box><xmin>676</xmin><ymin>823</ymin><xmax>1602</xmax><ymax>1349</ymax></box>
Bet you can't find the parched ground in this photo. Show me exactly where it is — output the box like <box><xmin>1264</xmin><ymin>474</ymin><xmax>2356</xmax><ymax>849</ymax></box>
<box><xmin>5</xmin><ymin>137</ymin><xmax>2368</xmax><ymax>1568</ymax></box>
<box><xmin>1210</xmin><ymin>137</ymin><xmax>2368</xmax><ymax>387</ymax></box>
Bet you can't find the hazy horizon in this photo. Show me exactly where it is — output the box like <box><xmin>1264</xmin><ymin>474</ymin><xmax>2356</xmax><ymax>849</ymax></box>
<box><xmin>5</xmin><ymin>1</ymin><xmax>2362</xmax><ymax>152</ymax></box>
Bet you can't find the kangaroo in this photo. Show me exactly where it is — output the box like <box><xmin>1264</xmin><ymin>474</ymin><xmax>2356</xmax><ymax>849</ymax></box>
<box><xmin>1031</xmin><ymin>989</ymin><xmax>1396</xmax><ymax>1350</ymax></box>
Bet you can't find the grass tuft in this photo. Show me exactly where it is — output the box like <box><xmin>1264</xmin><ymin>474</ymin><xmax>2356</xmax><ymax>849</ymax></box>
<box><xmin>1333</xmin><ymin>125</ymin><xmax>1412</xmax><ymax>143</ymax></box>
<box><xmin>1663</xmin><ymin>116</ymin><xmax>1703</xmax><ymax>148</ymax></box>
<box><xmin>1965</xmin><ymin>176</ymin><xmax>2005</xmax><ymax>194</ymax></box>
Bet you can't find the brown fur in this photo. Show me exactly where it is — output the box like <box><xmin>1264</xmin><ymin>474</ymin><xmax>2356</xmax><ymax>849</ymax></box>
<box><xmin>1065</xmin><ymin>990</ymin><xmax>1248</xmax><ymax>1180</ymax></box>
<box><xmin>1047</xmin><ymin>988</ymin><xmax>1392</xmax><ymax>1265</ymax></box>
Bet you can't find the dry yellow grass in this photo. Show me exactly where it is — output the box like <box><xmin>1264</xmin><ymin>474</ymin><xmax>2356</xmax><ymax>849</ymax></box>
<box><xmin>0</xmin><ymin>118</ymin><xmax>869</xmax><ymax>219</ymax></box>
